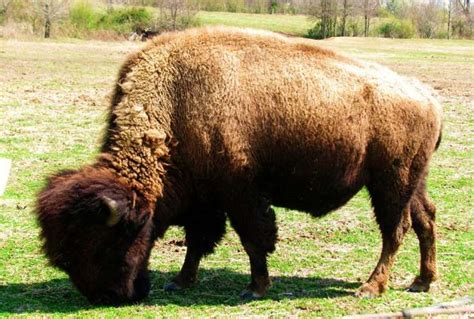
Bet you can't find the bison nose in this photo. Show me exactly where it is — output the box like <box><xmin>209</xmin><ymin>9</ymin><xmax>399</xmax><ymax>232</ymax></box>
<box><xmin>88</xmin><ymin>283</ymin><xmax>149</xmax><ymax>305</ymax></box>
<box><xmin>86</xmin><ymin>271</ymin><xmax>150</xmax><ymax>305</ymax></box>
<box><xmin>88</xmin><ymin>291</ymin><xmax>126</xmax><ymax>305</ymax></box>
<box><xmin>88</xmin><ymin>290</ymin><xmax>141</xmax><ymax>306</ymax></box>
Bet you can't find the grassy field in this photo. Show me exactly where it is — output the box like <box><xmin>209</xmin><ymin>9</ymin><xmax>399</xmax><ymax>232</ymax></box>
<box><xmin>0</xmin><ymin>34</ymin><xmax>473</xmax><ymax>317</ymax></box>
<box><xmin>197</xmin><ymin>11</ymin><xmax>313</xmax><ymax>36</ymax></box>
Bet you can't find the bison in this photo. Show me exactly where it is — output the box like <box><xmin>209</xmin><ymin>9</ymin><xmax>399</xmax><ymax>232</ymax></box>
<box><xmin>36</xmin><ymin>27</ymin><xmax>443</xmax><ymax>304</ymax></box>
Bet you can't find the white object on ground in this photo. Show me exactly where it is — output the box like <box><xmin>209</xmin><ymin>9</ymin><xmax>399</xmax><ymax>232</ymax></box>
<box><xmin>0</xmin><ymin>158</ymin><xmax>12</xmax><ymax>196</ymax></box>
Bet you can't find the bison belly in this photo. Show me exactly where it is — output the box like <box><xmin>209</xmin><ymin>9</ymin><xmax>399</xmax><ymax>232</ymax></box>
<box><xmin>254</xmin><ymin>134</ymin><xmax>368</xmax><ymax>216</ymax></box>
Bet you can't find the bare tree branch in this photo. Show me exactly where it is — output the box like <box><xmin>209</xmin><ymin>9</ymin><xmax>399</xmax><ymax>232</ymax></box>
<box><xmin>31</xmin><ymin>0</ymin><xmax>70</xmax><ymax>38</ymax></box>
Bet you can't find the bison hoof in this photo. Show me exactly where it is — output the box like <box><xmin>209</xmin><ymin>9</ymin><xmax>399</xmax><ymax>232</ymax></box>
<box><xmin>407</xmin><ymin>277</ymin><xmax>431</xmax><ymax>292</ymax></box>
<box><xmin>163</xmin><ymin>281</ymin><xmax>183</xmax><ymax>292</ymax></box>
<box><xmin>240</xmin><ymin>289</ymin><xmax>264</xmax><ymax>300</ymax></box>
<box><xmin>355</xmin><ymin>283</ymin><xmax>383</xmax><ymax>298</ymax></box>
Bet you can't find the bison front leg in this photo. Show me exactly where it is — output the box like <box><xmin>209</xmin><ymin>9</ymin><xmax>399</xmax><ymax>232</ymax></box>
<box><xmin>228</xmin><ymin>197</ymin><xmax>277</xmax><ymax>300</ymax></box>
<box><xmin>164</xmin><ymin>209</ymin><xmax>226</xmax><ymax>291</ymax></box>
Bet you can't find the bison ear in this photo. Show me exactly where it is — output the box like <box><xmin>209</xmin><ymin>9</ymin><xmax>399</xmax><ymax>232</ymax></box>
<box><xmin>101</xmin><ymin>195</ymin><xmax>122</xmax><ymax>227</ymax></box>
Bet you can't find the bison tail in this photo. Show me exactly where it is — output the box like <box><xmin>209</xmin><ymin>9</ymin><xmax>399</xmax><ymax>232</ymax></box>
<box><xmin>435</xmin><ymin>123</ymin><xmax>443</xmax><ymax>151</ymax></box>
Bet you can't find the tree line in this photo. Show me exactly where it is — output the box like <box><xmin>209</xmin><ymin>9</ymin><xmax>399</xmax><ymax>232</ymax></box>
<box><xmin>305</xmin><ymin>0</ymin><xmax>472</xmax><ymax>39</ymax></box>
<box><xmin>0</xmin><ymin>0</ymin><xmax>472</xmax><ymax>39</ymax></box>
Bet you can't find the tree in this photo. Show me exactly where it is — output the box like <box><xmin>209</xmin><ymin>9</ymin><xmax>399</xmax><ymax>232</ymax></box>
<box><xmin>340</xmin><ymin>0</ymin><xmax>353</xmax><ymax>36</ymax></box>
<box><xmin>359</xmin><ymin>0</ymin><xmax>379</xmax><ymax>36</ymax></box>
<box><xmin>156</xmin><ymin>0</ymin><xmax>198</xmax><ymax>31</ymax></box>
<box><xmin>412</xmin><ymin>0</ymin><xmax>441</xmax><ymax>38</ymax></box>
<box><xmin>0</xmin><ymin>0</ymin><xmax>12</xmax><ymax>19</ymax></box>
<box><xmin>456</xmin><ymin>0</ymin><xmax>473</xmax><ymax>36</ymax></box>
<box><xmin>307</xmin><ymin>0</ymin><xmax>339</xmax><ymax>38</ymax></box>
<box><xmin>32</xmin><ymin>0</ymin><xmax>70</xmax><ymax>38</ymax></box>
<box><xmin>448</xmin><ymin>0</ymin><xmax>453</xmax><ymax>38</ymax></box>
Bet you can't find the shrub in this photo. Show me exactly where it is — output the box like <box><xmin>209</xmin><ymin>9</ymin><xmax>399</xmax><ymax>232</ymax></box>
<box><xmin>377</xmin><ymin>18</ymin><xmax>414</xmax><ymax>38</ymax></box>
<box><xmin>226</xmin><ymin>0</ymin><xmax>245</xmax><ymax>13</ymax></box>
<box><xmin>199</xmin><ymin>0</ymin><xmax>226</xmax><ymax>11</ymax></box>
<box><xmin>346</xmin><ymin>19</ymin><xmax>364</xmax><ymax>37</ymax></box>
<box><xmin>307</xmin><ymin>21</ymin><xmax>317</xmax><ymax>39</ymax></box>
<box><xmin>247</xmin><ymin>0</ymin><xmax>269</xmax><ymax>13</ymax></box>
<box><xmin>69</xmin><ymin>1</ymin><xmax>96</xmax><ymax>30</ymax></box>
<box><xmin>434</xmin><ymin>30</ymin><xmax>448</xmax><ymax>39</ymax></box>
<box><xmin>417</xmin><ymin>20</ymin><xmax>436</xmax><ymax>38</ymax></box>
<box><xmin>154</xmin><ymin>10</ymin><xmax>199</xmax><ymax>33</ymax></box>
<box><xmin>67</xmin><ymin>6</ymin><xmax>154</xmax><ymax>37</ymax></box>
<box><xmin>0</xmin><ymin>21</ymin><xmax>35</xmax><ymax>38</ymax></box>
<box><xmin>307</xmin><ymin>21</ymin><xmax>325</xmax><ymax>39</ymax></box>
<box><xmin>450</xmin><ymin>18</ymin><xmax>472</xmax><ymax>38</ymax></box>
<box><xmin>97</xmin><ymin>7</ymin><xmax>152</xmax><ymax>34</ymax></box>
<box><xmin>307</xmin><ymin>19</ymin><xmax>337</xmax><ymax>39</ymax></box>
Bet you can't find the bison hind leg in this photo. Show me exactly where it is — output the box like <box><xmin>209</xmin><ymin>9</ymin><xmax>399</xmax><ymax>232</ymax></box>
<box><xmin>408</xmin><ymin>178</ymin><xmax>437</xmax><ymax>293</ymax></box>
<box><xmin>164</xmin><ymin>208</ymin><xmax>227</xmax><ymax>291</ymax></box>
<box><xmin>355</xmin><ymin>203</ymin><xmax>412</xmax><ymax>298</ymax></box>
<box><xmin>357</xmin><ymin>151</ymin><xmax>432</xmax><ymax>298</ymax></box>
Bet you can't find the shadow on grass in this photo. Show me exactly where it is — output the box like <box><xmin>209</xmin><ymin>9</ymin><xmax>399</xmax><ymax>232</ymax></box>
<box><xmin>0</xmin><ymin>268</ymin><xmax>360</xmax><ymax>314</ymax></box>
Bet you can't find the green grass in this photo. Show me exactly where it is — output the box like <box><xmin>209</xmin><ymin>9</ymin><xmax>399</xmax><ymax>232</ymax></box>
<box><xmin>197</xmin><ymin>11</ymin><xmax>314</xmax><ymax>36</ymax></box>
<box><xmin>0</xmin><ymin>35</ymin><xmax>473</xmax><ymax>317</ymax></box>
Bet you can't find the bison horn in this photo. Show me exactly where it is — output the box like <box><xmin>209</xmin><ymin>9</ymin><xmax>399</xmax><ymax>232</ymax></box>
<box><xmin>101</xmin><ymin>196</ymin><xmax>121</xmax><ymax>227</ymax></box>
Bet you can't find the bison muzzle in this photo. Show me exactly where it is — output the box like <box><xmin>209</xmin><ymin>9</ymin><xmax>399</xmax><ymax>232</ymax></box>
<box><xmin>35</xmin><ymin>27</ymin><xmax>443</xmax><ymax>304</ymax></box>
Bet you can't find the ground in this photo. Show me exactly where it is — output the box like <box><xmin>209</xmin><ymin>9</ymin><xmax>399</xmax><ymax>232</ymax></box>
<box><xmin>0</xmin><ymin>35</ymin><xmax>473</xmax><ymax>317</ymax></box>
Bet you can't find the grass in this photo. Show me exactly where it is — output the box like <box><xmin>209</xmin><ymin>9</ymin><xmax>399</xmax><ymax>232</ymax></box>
<box><xmin>197</xmin><ymin>11</ymin><xmax>314</xmax><ymax>36</ymax></box>
<box><xmin>0</xmin><ymin>35</ymin><xmax>473</xmax><ymax>317</ymax></box>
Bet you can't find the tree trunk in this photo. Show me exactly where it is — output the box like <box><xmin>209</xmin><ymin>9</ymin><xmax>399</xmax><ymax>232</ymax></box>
<box><xmin>363</xmin><ymin>0</ymin><xmax>370</xmax><ymax>37</ymax></box>
<box><xmin>364</xmin><ymin>15</ymin><xmax>368</xmax><ymax>36</ymax></box>
<box><xmin>171</xmin><ymin>5</ymin><xmax>177</xmax><ymax>30</ymax></box>
<box><xmin>341</xmin><ymin>0</ymin><xmax>348</xmax><ymax>36</ymax></box>
<box><xmin>447</xmin><ymin>0</ymin><xmax>452</xmax><ymax>39</ymax></box>
<box><xmin>44</xmin><ymin>18</ymin><xmax>51</xmax><ymax>38</ymax></box>
<box><xmin>341</xmin><ymin>15</ymin><xmax>346</xmax><ymax>36</ymax></box>
<box><xmin>44</xmin><ymin>3</ymin><xmax>51</xmax><ymax>38</ymax></box>
<box><xmin>321</xmin><ymin>0</ymin><xmax>328</xmax><ymax>39</ymax></box>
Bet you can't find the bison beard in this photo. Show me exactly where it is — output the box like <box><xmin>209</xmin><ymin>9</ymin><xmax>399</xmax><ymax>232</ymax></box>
<box><xmin>35</xmin><ymin>27</ymin><xmax>443</xmax><ymax>304</ymax></box>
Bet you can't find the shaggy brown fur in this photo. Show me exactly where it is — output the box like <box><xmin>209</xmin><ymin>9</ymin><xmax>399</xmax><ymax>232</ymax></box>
<box><xmin>36</xmin><ymin>27</ymin><xmax>443</xmax><ymax>304</ymax></box>
<box><xmin>36</xmin><ymin>167</ymin><xmax>154</xmax><ymax>303</ymax></box>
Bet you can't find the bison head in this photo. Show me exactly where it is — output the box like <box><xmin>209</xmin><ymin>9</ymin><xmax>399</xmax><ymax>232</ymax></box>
<box><xmin>35</xmin><ymin>167</ymin><xmax>154</xmax><ymax>304</ymax></box>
